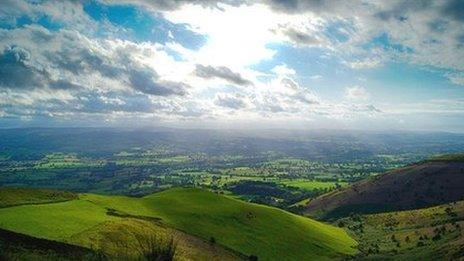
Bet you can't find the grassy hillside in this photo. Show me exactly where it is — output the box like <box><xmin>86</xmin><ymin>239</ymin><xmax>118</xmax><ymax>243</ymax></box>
<box><xmin>0</xmin><ymin>187</ymin><xmax>77</xmax><ymax>208</ymax></box>
<box><xmin>304</xmin><ymin>160</ymin><xmax>464</xmax><ymax>219</ymax></box>
<box><xmin>0</xmin><ymin>228</ymin><xmax>101</xmax><ymax>260</ymax></box>
<box><xmin>339</xmin><ymin>200</ymin><xmax>464</xmax><ymax>259</ymax></box>
<box><xmin>0</xmin><ymin>187</ymin><xmax>358</xmax><ymax>260</ymax></box>
<box><xmin>144</xmin><ymin>188</ymin><xmax>358</xmax><ymax>260</ymax></box>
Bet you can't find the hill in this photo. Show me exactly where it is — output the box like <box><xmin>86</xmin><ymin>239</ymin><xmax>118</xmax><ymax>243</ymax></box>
<box><xmin>0</xmin><ymin>228</ymin><xmax>100</xmax><ymax>260</ymax></box>
<box><xmin>0</xmin><ymin>187</ymin><xmax>77</xmax><ymax>208</ymax></box>
<box><xmin>339</xmin><ymin>200</ymin><xmax>464</xmax><ymax>259</ymax></box>
<box><xmin>0</xmin><ymin>187</ymin><xmax>358</xmax><ymax>260</ymax></box>
<box><xmin>304</xmin><ymin>159</ymin><xmax>464</xmax><ymax>219</ymax></box>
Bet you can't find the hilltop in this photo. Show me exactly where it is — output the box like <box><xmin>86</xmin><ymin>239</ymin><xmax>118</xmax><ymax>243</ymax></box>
<box><xmin>304</xmin><ymin>158</ymin><xmax>464</xmax><ymax>219</ymax></box>
<box><xmin>0</xmin><ymin>187</ymin><xmax>357</xmax><ymax>260</ymax></box>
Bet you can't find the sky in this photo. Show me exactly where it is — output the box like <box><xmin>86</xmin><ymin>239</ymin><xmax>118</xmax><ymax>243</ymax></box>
<box><xmin>0</xmin><ymin>0</ymin><xmax>463</xmax><ymax>131</ymax></box>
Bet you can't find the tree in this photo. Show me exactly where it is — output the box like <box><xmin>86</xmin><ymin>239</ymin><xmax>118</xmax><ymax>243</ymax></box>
<box><xmin>249</xmin><ymin>255</ymin><xmax>258</xmax><ymax>261</ymax></box>
<box><xmin>209</xmin><ymin>237</ymin><xmax>216</xmax><ymax>245</ymax></box>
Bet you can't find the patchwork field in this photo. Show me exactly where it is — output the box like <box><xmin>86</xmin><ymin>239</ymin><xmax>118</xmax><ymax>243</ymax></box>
<box><xmin>281</xmin><ymin>180</ymin><xmax>348</xmax><ymax>191</ymax></box>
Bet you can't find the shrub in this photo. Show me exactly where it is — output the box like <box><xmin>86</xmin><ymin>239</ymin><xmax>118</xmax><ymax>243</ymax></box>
<box><xmin>133</xmin><ymin>234</ymin><xmax>177</xmax><ymax>261</ymax></box>
<box><xmin>209</xmin><ymin>237</ymin><xmax>216</xmax><ymax>245</ymax></box>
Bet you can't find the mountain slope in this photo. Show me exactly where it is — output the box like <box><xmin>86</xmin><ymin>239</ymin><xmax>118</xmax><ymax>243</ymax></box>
<box><xmin>340</xmin><ymin>199</ymin><xmax>464</xmax><ymax>259</ymax></box>
<box><xmin>0</xmin><ymin>187</ymin><xmax>77</xmax><ymax>208</ymax></box>
<box><xmin>0</xmin><ymin>187</ymin><xmax>358</xmax><ymax>260</ymax></box>
<box><xmin>304</xmin><ymin>159</ymin><xmax>464</xmax><ymax>219</ymax></box>
<box><xmin>84</xmin><ymin>188</ymin><xmax>358</xmax><ymax>260</ymax></box>
<box><xmin>0</xmin><ymin>228</ymin><xmax>100</xmax><ymax>260</ymax></box>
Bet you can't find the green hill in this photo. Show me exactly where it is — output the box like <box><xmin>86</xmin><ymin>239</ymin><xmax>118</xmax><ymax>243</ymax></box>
<box><xmin>0</xmin><ymin>187</ymin><xmax>77</xmax><ymax>208</ymax></box>
<box><xmin>0</xmin><ymin>187</ymin><xmax>357</xmax><ymax>260</ymax></box>
<box><xmin>0</xmin><ymin>228</ymin><xmax>101</xmax><ymax>260</ymax></box>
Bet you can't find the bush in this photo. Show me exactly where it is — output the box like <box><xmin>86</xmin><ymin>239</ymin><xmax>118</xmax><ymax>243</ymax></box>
<box><xmin>133</xmin><ymin>234</ymin><xmax>177</xmax><ymax>261</ymax></box>
<box><xmin>209</xmin><ymin>237</ymin><xmax>216</xmax><ymax>245</ymax></box>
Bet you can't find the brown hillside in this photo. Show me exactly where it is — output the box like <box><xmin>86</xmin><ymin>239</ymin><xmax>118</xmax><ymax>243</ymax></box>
<box><xmin>304</xmin><ymin>161</ymin><xmax>464</xmax><ymax>219</ymax></box>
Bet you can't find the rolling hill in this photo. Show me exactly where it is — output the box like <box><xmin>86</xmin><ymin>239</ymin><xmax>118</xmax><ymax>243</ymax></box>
<box><xmin>304</xmin><ymin>157</ymin><xmax>464</xmax><ymax>219</ymax></box>
<box><xmin>0</xmin><ymin>187</ymin><xmax>358</xmax><ymax>260</ymax></box>
<box><xmin>0</xmin><ymin>228</ymin><xmax>101</xmax><ymax>260</ymax></box>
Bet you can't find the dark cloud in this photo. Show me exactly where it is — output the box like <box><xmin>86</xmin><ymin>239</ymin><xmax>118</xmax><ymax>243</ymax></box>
<box><xmin>428</xmin><ymin>19</ymin><xmax>449</xmax><ymax>33</ymax></box>
<box><xmin>366</xmin><ymin>104</ymin><xmax>382</xmax><ymax>113</ymax></box>
<box><xmin>49</xmin><ymin>79</ymin><xmax>83</xmax><ymax>90</ymax></box>
<box><xmin>195</xmin><ymin>64</ymin><xmax>253</xmax><ymax>86</ymax></box>
<box><xmin>374</xmin><ymin>0</ymin><xmax>432</xmax><ymax>21</ymax></box>
<box><xmin>45</xmin><ymin>47</ymin><xmax>123</xmax><ymax>78</ymax></box>
<box><xmin>442</xmin><ymin>0</ymin><xmax>464</xmax><ymax>22</ymax></box>
<box><xmin>129</xmin><ymin>69</ymin><xmax>187</xmax><ymax>96</ymax></box>
<box><xmin>0</xmin><ymin>46</ymin><xmax>50</xmax><ymax>89</ymax></box>
<box><xmin>264</xmin><ymin>0</ymin><xmax>328</xmax><ymax>14</ymax></box>
<box><xmin>280</xmin><ymin>27</ymin><xmax>320</xmax><ymax>46</ymax></box>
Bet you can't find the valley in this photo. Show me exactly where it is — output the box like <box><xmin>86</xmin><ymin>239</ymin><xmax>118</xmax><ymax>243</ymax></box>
<box><xmin>1</xmin><ymin>129</ymin><xmax>464</xmax><ymax>260</ymax></box>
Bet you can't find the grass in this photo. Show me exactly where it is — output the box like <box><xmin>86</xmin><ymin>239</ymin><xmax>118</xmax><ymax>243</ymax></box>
<box><xmin>340</xmin><ymin>200</ymin><xmax>464</xmax><ymax>259</ymax></box>
<box><xmin>0</xmin><ymin>187</ymin><xmax>357</xmax><ymax>260</ymax></box>
<box><xmin>70</xmin><ymin>218</ymin><xmax>239</xmax><ymax>260</ymax></box>
<box><xmin>85</xmin><ymin>188</ymin><xmax>358</xmax><ymax>260</ymax></box>
<box><xmin>281</xmin><ymin>180</ymin><xmax>348</xmax><ymax>191</ymax></box>
<box><xmin>0</xmin><ymin>228</ymin><xmax>102</xmax><ymax>261</ymax></box>
<box><xmin>0</xmin><ymin>200</ymin><xmax>118</xmax><ymax>241</ymax></box>
<box><xmin>0</xmin><ymin>187</ymin><xmax>77</xmax><ymax>208</ymax></box>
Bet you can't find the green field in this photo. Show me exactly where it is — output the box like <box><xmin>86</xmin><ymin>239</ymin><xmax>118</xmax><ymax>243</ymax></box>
<box><xmin>281</xmin><ymin>180</ymin><xmax>348</xmax><ymax>191</ymax></box>
<box><xmin>0</xmin><ymin>187</ymin><xmax>357</xmax><ymax>260</ymax></box>
<box><xmin>428</xmin><ymin>153</ymin><xmax>464</xmax><ymax>162</ymax></box>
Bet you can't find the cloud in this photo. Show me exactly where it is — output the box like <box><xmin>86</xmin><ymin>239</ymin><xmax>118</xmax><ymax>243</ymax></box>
<box><xmin>345</xmin><ymin>57</ymin><xmax>384</xmax><ymax>69</ymax></box>
<box><xmin>345</xmin><ymin>86</ymin><xmax>369</xmax><ymax>100</ymax></box>
<box><xmin>194</xmin><ymin>64</ymin><xmax>253</xmax><ymax>86</ymax></box>
<box><xmin>0</xmin><ymin>0</ymin><xmax>463</xmax><ymax>130</ymax></box>
<box><xmin>0</xmin><ymin>24</ymin><xmax>196</xmax><ymax>122</ymax></box>
<box><xmin>129</xmin><ymin>69</ymin><xmax>188</xmax><ymax>96</ymax></box>
<box><xmin>310</xmin><ymin>75</ymin><xmax>322</xmax><ymax>80</ymax></box>
<box><xmin>446</xmin><ymin>73</ymin><xmax>464</xmax><ymax>86</ymax></box>
<box><xmin>264</xmin><ymin>0</ymin><xmax>345</xmax><ymax>14</ymax></box>
<box><xmin>0</xmin><ymin>46</ymin><xmax>50</xmax><ymax>89</ymax></box>
<box><xmin>278</xmin><ymin>26</ymin><xmax>321</xmax><ymax>46</ymax></box>
<box><xmin>271</xmin><ymin>64</ymin><xmax>295</xmax><ymax>76</ymax></box>
<box><xmin>99</xmin><ymin>0</ymin><xmax>244</xmax><ymax>12</ymax></box>
<box><xmin>441</xmin><ymin>0</ymin><xmax>464</xmax><ymax>22</ymax></box>
<box><xmin>214</xmin><ymin>93</ymin><xmax>247</xmax><ymax>109</ymax></box>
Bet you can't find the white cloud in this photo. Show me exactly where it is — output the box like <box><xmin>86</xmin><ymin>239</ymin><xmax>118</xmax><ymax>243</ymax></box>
<box><xmin>345</xmin><ymin>57</ymin><xmax>384</xmax><ymax>69</ymax></box>
<box><xmin>345</xmin><ymin>86</ymin><xmax>369</xmax><ymax>100</ymax></box>
<box><xmin>1</xmin><ymin>0</ymin><xmax>463</xmax><ymax>130</ymax></box>
<box><xmin>446</xmin><ymin>73</ymin><xmax>464</xmax><ymax>86</ymax></box>
<box><xmin>271</xmin><ymin>64</ymin><xmax>296</xmax><ymax>76</ymax></box>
